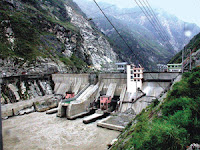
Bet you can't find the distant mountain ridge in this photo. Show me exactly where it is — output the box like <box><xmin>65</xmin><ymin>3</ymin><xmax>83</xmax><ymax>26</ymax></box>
<box><xmin>73</xmin><ymin>0</ymin><xmax>200</xmax><ymax>70</ymax></box>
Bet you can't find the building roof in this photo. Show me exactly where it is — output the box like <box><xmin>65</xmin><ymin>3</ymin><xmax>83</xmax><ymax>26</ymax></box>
<box><xmin>115</xmin><ymin>62</ymin><xmax>128</xmax><ymax>65</ymax></box>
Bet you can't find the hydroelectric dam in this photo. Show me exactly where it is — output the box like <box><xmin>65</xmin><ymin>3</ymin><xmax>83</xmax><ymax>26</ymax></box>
<box><xmin>1</xmin><ymin>71</ymin><xmax>180</xmax><ymax>131</ymax></box>
<box><xmin>1</xmin><ymin>71</ymin><xmax>181</xmax><ymax>149</ymax></box>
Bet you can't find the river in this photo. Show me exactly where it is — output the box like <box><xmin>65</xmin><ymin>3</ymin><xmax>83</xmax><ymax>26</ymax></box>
<box><xmin>2</xmin><ymin>112</ymin><xmax>120</xmax><ymax>150</ymax></box>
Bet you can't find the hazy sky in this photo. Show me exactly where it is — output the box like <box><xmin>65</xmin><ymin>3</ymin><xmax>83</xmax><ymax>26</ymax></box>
<box><xmin>88</xmin><ymin>0</ymin><xmax>200</xmax><ymax>27</ymax></box>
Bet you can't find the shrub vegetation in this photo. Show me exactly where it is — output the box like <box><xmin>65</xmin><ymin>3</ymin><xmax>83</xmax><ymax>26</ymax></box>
<box><xmin>112</xmin><ymin>67</ymin><xmax>200</xmax><ymax>150</ymax></box>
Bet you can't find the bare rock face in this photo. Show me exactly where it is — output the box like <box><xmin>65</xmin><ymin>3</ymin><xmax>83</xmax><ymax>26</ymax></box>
<box><xmin>0</xmin><ymin>0</ymin><xmax>120</xmax><ymax>75</ymax></box>
<box><xmin>65</xmin><ymin>4</ymin><xmax>118</xmax><ymax>70</ymax></box>
<box><xmin>0</xmin><ymin>57</ymin><xmax>67</xmax><ymax>76</ymax></box>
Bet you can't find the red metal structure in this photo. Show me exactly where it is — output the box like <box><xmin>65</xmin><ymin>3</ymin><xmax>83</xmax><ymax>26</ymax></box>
<box><xmin>100</xmin><ymin>95</ymin><xmax>112</xmax><ymax>110</ymax></box>
<box><xmin>65</xmin><ymin>92</ymin><xmax>75</xmax><ymax>99</ymax></box>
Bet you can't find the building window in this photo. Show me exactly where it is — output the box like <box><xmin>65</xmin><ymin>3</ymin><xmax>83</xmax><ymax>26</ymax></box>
<box><xmin>131</xmin><ymin>70</ymin><xmax>133</xmax><ymax>74</ymax></box>
<box><xmin>134</xmin><ymin>79</ymin><xmax>136</xmax><ymax>81</ymax></box>
<box><xmin>134</xmin><ymin>74</ymin><xmax>136</xmax><ymax>77</ymax></box>
<box><xmin>138</xmin><ymin>70</ymin><xmax>140</xmax><ymax>72</ymax></box>
<box><xmin>131</xmin><ymin>76</ymin><xmax>133</xmax><ymax>79</ymax></box>
<box><xmin>138</xmin><ymin>79</ymin><xmax>140</xmax><ymax>82</ymax></box>
<box><xmin>134</xmin><ymin>70</ymin><xmax>136</xmax><ymax>72</ymax></box>
<box><xmin>138</xmin><ymin>74</ymin><xmax>140</xmax><ymax>77</ymax></box>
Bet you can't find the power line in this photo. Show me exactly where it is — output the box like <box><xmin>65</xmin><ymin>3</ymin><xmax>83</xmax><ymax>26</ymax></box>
<box><xmin>139</xmin><ymin>0</ymin><xmax>167</xmax><ymax>42</ymax></box>
<box><xmin>87</xmin><ymin>4</ymin><xmax>116</xmax><ymax>17</ymax></box>
<box><xmin>143</xmin><ymin>0</ymin><xmax>174</xmax><ymax>50</ymax></box>
<box><xmin>89</xmin><ymin>12</ymin><xmax>139</xmax><ymax>20</ymax></box>
<box><xmin>142</xmin><ymin>0</ymin><xmax>170</xmax><ymax>41</ymax></box>
<box><xmin>144</xmin><ymin>0</ymin><xmax>170</xmax><ymax>40</ymax></box>
<box><xmin>93</xmin><ymin>0</ymin><xmax>138</xmax><ymax>60</ymax></box>
<box><xmin>135</xmin><ymin>0</ymin><xmax>174</xmax><ymax>51</ymax></box>
<box><xmin>134</xmin><ymin>0</ymin><xmax>166</xmax><ymax>42</ymax></box>
<box><xmin>92</xmin><ymin>0</ymin><xmax>169</xmax><ymax>94</ymax></box>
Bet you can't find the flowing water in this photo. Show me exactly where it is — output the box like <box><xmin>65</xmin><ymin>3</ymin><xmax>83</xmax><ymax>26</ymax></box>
<box><xmin>2</xmin><ymin>112</ymin><xmax>120</xmax><ymax>150</ymax></box>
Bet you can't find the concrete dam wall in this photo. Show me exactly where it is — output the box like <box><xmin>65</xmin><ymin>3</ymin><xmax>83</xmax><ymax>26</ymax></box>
<box><xmin>99</xmin><ymin>73</ymin><xmax>126</xmax><ymax>96</ymax></box>
<box><xmin>52</xmin><ymin>74</ymin><xmax>90</xmax><ymax>96</ymax></box>
<box><xmin>1</xmin><ymin>72</ymin><xmax>180</xmax><ymax>120</ymax></box>
<box><xmin>56</xmin><ymin>72</ymin><xmax>180</xmax><ymax>119</ymax></box>
<box><xmin>143</xmin><ymin>72</ymin><xmax>180</xmax><ymax>81</ymax></box>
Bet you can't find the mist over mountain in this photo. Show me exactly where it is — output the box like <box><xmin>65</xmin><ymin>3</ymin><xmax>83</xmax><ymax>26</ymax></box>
<box><xmin>73</xmin><ymin>0</ymin><xmax>200</xmax><ymax>70</ymax></box>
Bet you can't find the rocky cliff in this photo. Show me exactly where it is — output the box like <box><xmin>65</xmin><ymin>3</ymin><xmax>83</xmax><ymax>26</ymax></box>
<box><xmin>0</xmin><ymin>0</ymin><xmax>118</xmax><ymax>76</ymax></box>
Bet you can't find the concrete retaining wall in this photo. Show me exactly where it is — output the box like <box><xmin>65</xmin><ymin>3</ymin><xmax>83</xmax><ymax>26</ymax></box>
<box><xmin>1</xmin><ymin>95</ymin><xmax>54</xmax><ymax>118</ymax></box>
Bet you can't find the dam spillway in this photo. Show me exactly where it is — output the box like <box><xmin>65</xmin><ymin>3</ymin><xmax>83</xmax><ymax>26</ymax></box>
<box><xmin>54</xmin><ymin>72</ymin><xmax>179</xmax><ymax>120</ymax></box>
<box><xmin>2</xmin><ymin>72</ymin><xmax>179</xmax><ymax>118</ymax></box>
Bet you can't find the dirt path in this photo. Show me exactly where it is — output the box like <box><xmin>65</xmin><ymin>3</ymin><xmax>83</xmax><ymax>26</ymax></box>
<box><xmin>2</xmin><ymin>112</ymin><xmax>120</xmax><ymax>150</ymax></box>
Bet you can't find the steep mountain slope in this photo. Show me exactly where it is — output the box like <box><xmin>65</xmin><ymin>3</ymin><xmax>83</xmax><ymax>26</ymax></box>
<box><xmin>169</xmin><ymin>32</ymin><xmax>200</xmax><ymax>64</ymax></box>
<box><xmin>73</xmin><ymin>0</ymin><xmax>200</xmax><ymax>70</ymax></box>
<box><xmin>0</xmin><ymin>0</ymin><xmax>118</xmax><ymax>75</ymax></box>
<box><xmin>93</xmin><ymin>15</ymin><xmax>172</xmax><ymax>70</ymax></box>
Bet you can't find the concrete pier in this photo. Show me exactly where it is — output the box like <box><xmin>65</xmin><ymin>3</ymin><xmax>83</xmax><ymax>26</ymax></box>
<box><xmin>120</xmin><ymin>81</ymin><xmax>171</xmax><ymax>113</ymax></box>
<box><xmin>55</xmin><ymin>83</ymin><xmax>71</xmax><ymax>95</ymax></box>
<box><xmin>83</xmin><ymin>113</ymin><xmax>105</xmax><ymax>124</ymax></box>
<box><xmin>66</xmin><ymin>84</ymin><xmax>98</xmax><ymax>119</ymax></box>
<box><xmin>46</xmin><ymin>108</ymin><xmax>58</xmax><ymax>114</ymax></box>
<box><xmin>7</xmin><ymin>84</ymin><xmax>20</xmax><ymax>101</ymax></box>
<box><xmin>97</xmin><ymin>118</ymin><xmax>125</xmax><ymax>132</ymax></box>
<box><xmin>72</xmin><ymin>80</ymin><xmax>81</xmax><ymax>95</ymax></box>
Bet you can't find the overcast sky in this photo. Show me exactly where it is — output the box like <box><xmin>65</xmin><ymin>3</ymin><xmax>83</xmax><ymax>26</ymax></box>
<box><xmin>87</xmin><ymin>0</ymin><xmax>200</xmax><ymax>27</ymax></box>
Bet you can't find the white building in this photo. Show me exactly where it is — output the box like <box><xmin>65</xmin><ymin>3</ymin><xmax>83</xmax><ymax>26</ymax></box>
<box><xmin>167</xmin><ymin>64</ymin><xmax>182</xmax><ymax>72</ymax></box>
<box><xmin>115</xmin><ymin>62</ymin><xmax>128</xmax><ymax>73</ymax></box>
<box><xmin>157</xmin><ymin>64</ymin><xmax>168</xmax><ymax>72</ymax></box>
<box><xmin>127</xmin><ymin>64</ymin><xmax>144</xmax><ymax>93</ymax></box>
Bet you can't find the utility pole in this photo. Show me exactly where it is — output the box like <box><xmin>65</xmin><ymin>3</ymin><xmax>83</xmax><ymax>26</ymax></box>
<box><xmin>0</xmin><ymin>72</ymin><xmax>3</xmax><ymax>150</ymax></box>
<box><xmin>182</xmin><ymin>47</ymin><xmax>184</xmax><ymax>73</ymax></box>
<box><xmin>182</xmin><ymin>23</ymin><xmax>185</xmax><ymax>74</ymax></box>
<box><xmin>190</xmin><ymin>49</ymin><xmax>192</xmax><ymax>71</ymax></box>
